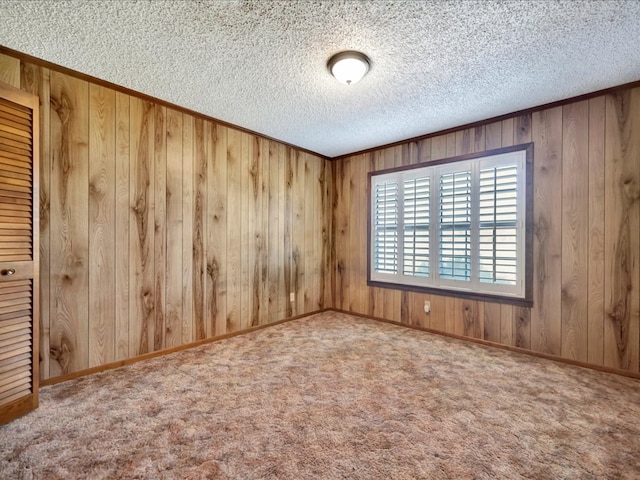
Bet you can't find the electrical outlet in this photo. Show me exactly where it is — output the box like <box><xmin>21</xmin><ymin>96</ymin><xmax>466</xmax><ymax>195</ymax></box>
<box><xmin>290</xmin><ymin>292</ymin><xmax>295</xmax><ymax>303</ymax></box>
<box><xmin>424</xmin><ymin>300</ymin><xmax>431</xmax><ymax>314</ymax></box>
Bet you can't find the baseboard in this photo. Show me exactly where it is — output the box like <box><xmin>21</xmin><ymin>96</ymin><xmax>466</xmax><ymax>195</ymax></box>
<box><xmin>40</xmin><ymin>309</ymin><xmax>330</xmax><ymax>387</ymax></box>
<box><xmin>331</xmin><ymin>308</ymin><xmax>640</xmax><ymax>382</ymax></box>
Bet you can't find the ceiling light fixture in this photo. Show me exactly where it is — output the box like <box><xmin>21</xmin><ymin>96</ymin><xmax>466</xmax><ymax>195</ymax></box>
<box><xmin>327</xmin><ymin>51</ymin><xmax>370</xmax><ymax>86</ymax></box>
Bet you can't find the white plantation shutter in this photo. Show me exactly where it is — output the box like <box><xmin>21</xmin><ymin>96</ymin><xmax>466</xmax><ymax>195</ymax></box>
<box><xmin>439</xmin><ymin>170</ymin><xmax>471</xmax><ymax>281</ymax></box>
<box><xmin>479</xmin><ymin>165</ymin><xmax>518</xmax><ymax>285</ymax></box>
<box><xmin>373</xmin><ymin>180</ymin><xmax>399</xmax><ymax>274</ymax></box>
<box><xmin>403</xmin><ymin>176</ymin><xmax>429</xmax><ymax>277</ymax></box>
<box><xmin>369</xmin><ymin>145</ymin><xmax>529</xmax><ymax>302</ymax></box>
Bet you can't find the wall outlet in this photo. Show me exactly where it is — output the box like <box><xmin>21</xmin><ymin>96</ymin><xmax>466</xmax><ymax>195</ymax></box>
<box><xmin>290</xmin><ymin>292</ymin><xmax>295</xmax><ymax>303</ymax></box>
<box><xmin>424</xmin><ymin>300</ymin><xmax>431</xmax><ymax>314</ymax></box>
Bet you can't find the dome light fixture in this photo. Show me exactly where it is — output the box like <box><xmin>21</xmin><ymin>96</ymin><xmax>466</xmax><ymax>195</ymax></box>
<box><xmin>327</xmin><ymin>51</ymin><xmax>370</xmax><ymax>85</ymax></box>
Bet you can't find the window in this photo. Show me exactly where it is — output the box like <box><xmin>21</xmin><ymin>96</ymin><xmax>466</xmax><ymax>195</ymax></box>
<box><xmin>369</xmin><ymin>144</ymin><xmax>532</xmax><ymax>305</ymax></box>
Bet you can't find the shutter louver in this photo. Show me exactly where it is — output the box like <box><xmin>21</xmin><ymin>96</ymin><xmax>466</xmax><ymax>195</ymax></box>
<box><xmin>0</xmin><ymin>281</ymin><xmax>33</xmax><ymax>408</ymax></box>
<box><xmin>479</xmin><ymin>165</ymin><xmax>518</xmax><ymax>285</ymax></box>
<box><xmin>439</xmin><ymin>171</ymin><xmax>471</xmax><ymax>281</ymax></box>
<box><xmin>0</xmin><ymin>98</ymin><xmax>33</xmax><ymax>263</ymax></box>
<box><xmin>373</xmin><ymin>180</ymin><xmax>398</xmax><ymax>274</ymax></box>
<box><xmin>403</xmin><ymin>176</ymin><xmax>429</xmax><ymax>277</ymax></box>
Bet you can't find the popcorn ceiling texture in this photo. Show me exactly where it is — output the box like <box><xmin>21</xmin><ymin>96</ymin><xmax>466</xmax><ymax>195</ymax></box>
<box><xmin>1</xmin><ymin>0</ymin><xmax>639</xmax><ymax>157</ymax></box>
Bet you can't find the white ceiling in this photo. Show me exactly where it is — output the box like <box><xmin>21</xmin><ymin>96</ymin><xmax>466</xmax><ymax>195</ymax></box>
<box><xmin>1</xmin><ymin>0</ymin><xmax>640</xmax><ymax>158</ymax></box>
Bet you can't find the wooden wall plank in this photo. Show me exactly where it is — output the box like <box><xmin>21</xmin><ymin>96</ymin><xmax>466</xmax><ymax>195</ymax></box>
<box><xmin>501</xmin><ymin>118</ymin><xmax>514</xmax><ymax>148</ymax></box>
<box><xmin>319</xmin><ymin>158</ymin><xmax>331</xmax><ymax>309</ymax></box>
<box><xmin>249</xmin><ymin>136</ymin><xmax>263</xmax><ymax>326</ymax></box>
<box><xmin>515</xmin><ymin>114</ymin><xmax>532</xmax><ymax>145</ymax></box>
<box><xmin>280</xmin><ymin>146</ymin><xmax>292</xmax><ymax>318</ymax></box>
<box><xmin>207</xmin><ymin>123</ymin><xmax>227</xmax><ymax>336</ymax></box>
<box><xmin>335</xmin><ymin>157</ymin><xmax>349</xmax><ymax>311</ymax></box>
<box><xmin>153</xmin><ymin>105</ymin><xmax>166</xmax><ymax>351</ymax></box>
<box><xmin>49</xmin><ymin>71</ymin><xmax>90</xmax><ymax>375</ymax></box>
<box><xmin>304</xmin><ymin>153</ymin><xmax>318</xmax><ymax>312</ymax></box>
<box><xmin>530</xmin><ymin>107</ymin><xmax>562</xmax><ymax>356</ymax></box>
<box><xmin>226</xmin><ymin>128</ymin><xmax>242</xmax><ymax>331</ymax></box>
<box><xmin>429</xmin><ymin>294</ymin><xmax>446</xmax><ymax>332</ymax></box>
<box><xmin>485</xmin><ymin>121</ymin><xmax>502</xmax><ymax>150</ymax></box>
<box><xmin>329</xmin><ymin>159</ymin><xmax>337</xmax><ymax>309</ymax></box>
<box><xmin>514</xmin><ymin>306</ymin><xmax>531</xmax><ymax>349</ymax></box>
<box><xmin>461</xmin><ymin>299</ymin><xmax>483</xmax><ymax>339</ymax></box>
<box><xmin>357</xmin><ymin>154</ymin><xmax>370</xmax><ymax>314</ymax></box>
<box><xmin>446</xmin><ymin>133</ymin><xmax>456</xmax><ymax>158</ymax></box>
<box><xmin>114</xmin><ymin>92</ymin><xmax>129</xmax><ymax>361</ymax></box>
<box><xmin>500</xmin><ymin>304</ymin><xmax>513</xmax><ymax>346</ymax></box>
<box><xmin>128</xmin><ymin>97</ymin><xmax>154</xmax><ymax>356</ymax></box>
<box><xmin>474</xmin><ymin>126</ymin><xmax>486</xmax><ymax>153</ymax></box>
<box><xmin>349</xmin><ymin>154</ymin><xmax>363</xmax><ymax>314</ymax></box>
<box><xmin>181</xmin><ymin>115</ymin><xmax>194</xmax><ymax>344</ymax></box>
<box><xmin>445</xmin><ymin>296</ymin><xmax>456</xmax><ymax>334</ymax></box>
<box><xmin>413</xmin><ymin>293</ymin><xmax>431</xmax><ymax>328</ymax></box>
<box><xmin>604</xmin><ymin>89</ymin><xmax>640</xmax><ymax>371</ymax></box>
<box><xmin>587</xmin><ymin>96</ymin><xmax>605</xmax><ymax>365</ymax></box>
<box><xmin>430</xmin><ymin>134</ymin><xmax>447</xmax><ymax>162</ymax></box>
<box><xmin>240</xmin><ymin>133</ymin><xmax>251</xmax><ymax>329</ymax></box>
<box><xmin>561</xmin><ymin>101</ymin><xmax>589</xmax><ymax>361</ymax></box>
<box><xmin>88</xmin><ymin>83</ymin><xmax>115</xmax><ymax>367</ymax></box>
<box><xmin>192</xmin><ymin>118</ymin><xmax>206</xmax><ymax>340</ymax></box>
<box><xmin>259</xmin><ymin>138</ymin><xmax>270</xmax><ymax>324</ymax></box>
<box><xmin>267</xmin><ymin>141</ymin><xmax>280</xmax><ymax>322</ymax></box>
<box><xmin>0</xmin><ymin>54</ymin><xmax>20</xmax><ymax>88</ymax></box>
<box><xmin>455</xmin><ymin>128</ymin><xmax>474</xmax><ymax>156</ymax></box>
<box><xmin>483</xmin><ymin>302</ymin><xmax>501</xmax><ymax>343</ymax></box>
<box><xmin>291</xmin><ymin>150</ymin><xmax>305</xmax><ymax>316</ymax></box>
<box><xmin>165</xmin><ymin>108</ymin><xmax>183</xmax><ymax>349</ymax></box>
<box><xmin>453</xmin><ymin>298</ymin><xmax>465</xmax><ymax>336</ymax></box>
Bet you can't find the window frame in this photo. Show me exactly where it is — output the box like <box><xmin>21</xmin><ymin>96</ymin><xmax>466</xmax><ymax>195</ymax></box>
<box><xmin>367</xmin><ymin>143</ymin><xmax>533</xmax><ymax>307</ymax></box>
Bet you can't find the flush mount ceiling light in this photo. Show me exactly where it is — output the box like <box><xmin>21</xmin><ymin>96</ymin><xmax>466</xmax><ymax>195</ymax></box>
<box><xmin>327</xmin><ymin>51</ymin><xmax>370</xmax><ymax>85</ymax></box>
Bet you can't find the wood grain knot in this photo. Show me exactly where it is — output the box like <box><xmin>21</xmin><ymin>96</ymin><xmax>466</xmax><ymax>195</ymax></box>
<box><xmin>89</xmin><ymin>179</ymin><xmax>103</xmax><ymax>196</ymax></box>
<box><xmin>622</xmin><ymin>178</ymin><xmax>640</xmax><ymax>203</ymax></box>
<box><xmin>142</xmin><ymin>289</ymin><xmax>154</xmax><ymax>313</ymax></box>
<box><xmin>207</xmin><ymin>259</ymin><xmax>219</xmax><ymax>281</ymax></box>
<box><xmin>50</xmin><ymin>338</ymin><xmax>72</xmax><ymax>372</ymax></box>
<box><xmin>50</xmin><ymin>93</ymin><xmax>71</xmax><ymax>124</ymax></box>
<box><xmin>534</xmin><ymin>216</ymin><xmax>549</xmax><ymax>241</ymax></box>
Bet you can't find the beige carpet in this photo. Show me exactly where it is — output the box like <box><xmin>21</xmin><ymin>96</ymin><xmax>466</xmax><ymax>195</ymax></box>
<box><xmin>1</xmin><ymin>311</ymin><xmax>639</xmax><ymax>479</ymax></box>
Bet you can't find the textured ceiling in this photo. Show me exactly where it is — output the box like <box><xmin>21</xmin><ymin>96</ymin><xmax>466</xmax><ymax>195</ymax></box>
<box><xmin>1</xmin><ymin>0</ymin><xmax>640</xmax><ymax>158</ymax></box>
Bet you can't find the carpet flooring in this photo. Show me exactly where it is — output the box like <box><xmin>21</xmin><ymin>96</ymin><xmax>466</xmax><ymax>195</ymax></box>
<box><xmin>1</xmin><ymin>311</ymin><xmax>640</xmax><ymax>479</ymax></box>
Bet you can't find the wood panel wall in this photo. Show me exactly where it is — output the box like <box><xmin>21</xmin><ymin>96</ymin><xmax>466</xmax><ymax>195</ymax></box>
<box><xmin>1</xmin><ymin>52</ymin><xmax>334</xmax><ymax>381</ymax></box>
<box><xmin>2</xmin><ymin>48</ymin><xmax>639</xmax><ymax>379</ymax></box>
<box><xmin>334</xmin><ymin>85</ymin><xmax>640</xmax><ymax>374</ymax></box>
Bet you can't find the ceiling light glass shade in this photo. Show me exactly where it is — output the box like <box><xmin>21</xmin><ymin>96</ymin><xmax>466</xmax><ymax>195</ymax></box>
<box><xmin>328</xmin><ymin>51</ymin><xmax>370</xmax><ymax>85</ymax></box>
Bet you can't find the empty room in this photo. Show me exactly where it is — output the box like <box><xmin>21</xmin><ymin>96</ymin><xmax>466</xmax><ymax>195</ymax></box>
<box><xmin>1</xmin><ymin>0</ymin><xmax>640</xmax><ymax>478</ymax></box>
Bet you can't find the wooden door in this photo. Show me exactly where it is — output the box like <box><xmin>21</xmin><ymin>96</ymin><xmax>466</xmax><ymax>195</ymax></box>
<box><xmin>0</xmin><ymin>82</ymin><xmax>39</xmax><ymax>424</ymax></box>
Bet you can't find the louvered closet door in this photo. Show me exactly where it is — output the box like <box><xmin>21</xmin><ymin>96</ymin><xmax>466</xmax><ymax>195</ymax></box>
<box><xmin>0</xmin><ymin>83</ymin><xmax>39</xmax><ymax>425</ymax></box>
